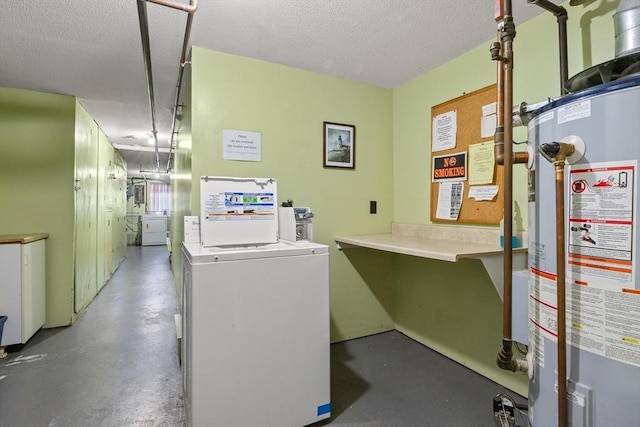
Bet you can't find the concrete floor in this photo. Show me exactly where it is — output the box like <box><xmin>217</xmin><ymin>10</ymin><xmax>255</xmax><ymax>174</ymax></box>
<box><xmin>0</xmin><ymin>245</ymin><xmax>523</xmax><ymax>427</ymax></box>
<box><xmin>320</xmin><ymin>332</ymin><xmax>521</xmax><ymax>427</ymax></box>
<box><xmin>0</xmin><ymin>246</ymin><xmax>184</xmax><ymax>427</ymax></box>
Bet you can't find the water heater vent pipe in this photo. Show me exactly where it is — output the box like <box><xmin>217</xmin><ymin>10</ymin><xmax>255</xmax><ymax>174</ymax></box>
<box><xmin>615</xmin><ymin>0</ymin><xmax>640</xmax><ymax>57</ymax></box>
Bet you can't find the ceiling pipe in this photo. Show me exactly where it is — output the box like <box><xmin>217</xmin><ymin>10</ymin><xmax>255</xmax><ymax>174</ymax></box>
<box><xmin>137</xmin><ymin>0</ymin><xmax>198</xmax><ymax>174</ymax></box>
<box><xmin>164</xmin><ymin>1</ymin><xmax>197</xmax><ymax>173</ymax></box>
<box><xmin>527</xmin><ymin>0</ymin><xmax>569</xmax><ymax>94</ymax></box>
<box><xmin>136</xmin><ymin>0</ymin><xmax>161</xmax><ymax>172</ymax></box>
<box><xmin>145</xmin><ymin>0</ymin><xmax>197</xmax><ymax>13</ymax></box>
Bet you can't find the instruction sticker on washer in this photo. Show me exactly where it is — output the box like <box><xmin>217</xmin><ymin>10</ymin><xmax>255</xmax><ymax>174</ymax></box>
<box><xmin>203</xmin><ymin>191</ymin><xmax>275</xmax><ymax>221</ymax></box>
<box><xmin>568</xmin><ymin>161</ymin><xmax>636</xmax><ymax>288</ymax></box>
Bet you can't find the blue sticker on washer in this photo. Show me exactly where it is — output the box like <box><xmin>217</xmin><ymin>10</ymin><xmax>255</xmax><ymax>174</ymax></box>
<box><xmin>317</xmin><ymin>403</ymin><xmax>331</xmax><ymax>416</ymax></box>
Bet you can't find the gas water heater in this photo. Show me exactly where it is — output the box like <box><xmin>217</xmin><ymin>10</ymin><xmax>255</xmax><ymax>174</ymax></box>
<box><xmin>492</xmin><ymin>1</ymin><xmax>640</xmax><ymax>426</ymax></box>
<box><xmin>527</xmin><ymin>75</ymin><xmax>640</xmax><ymax>426</ymax></box>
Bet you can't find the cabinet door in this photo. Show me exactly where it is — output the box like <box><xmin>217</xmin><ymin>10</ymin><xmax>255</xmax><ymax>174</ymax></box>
<box><xmin>21</xmin><ymin>240</ymin><xmax>46</xmax><ymax>342</ymax></box>
<box><xmin>0</xmin><ymin>244</ymin><xmax>22</xmax><ymax>345</ymax></box>
<box><xmin>74</xmin><ymin>124</ymin><xmax>98</xmax><ymax>312</ymax></box>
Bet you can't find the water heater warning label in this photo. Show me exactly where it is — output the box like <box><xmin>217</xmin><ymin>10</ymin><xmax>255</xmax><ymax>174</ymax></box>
<box><xmin>529</xmin><ymin>268</ymin><xmax>640</xmax><ymax>367</ymax></box>
<box><xmin>568</xmin><ymin>161</ymin><xmax>636</xmax><ymax>288</ymax></box>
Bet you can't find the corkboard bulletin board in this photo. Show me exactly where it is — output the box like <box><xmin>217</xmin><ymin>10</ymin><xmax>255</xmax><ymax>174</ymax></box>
<box><xmin>429</xmin><ymin>84</ymin><xmax>503</xmax><ymax>225</ymax></box>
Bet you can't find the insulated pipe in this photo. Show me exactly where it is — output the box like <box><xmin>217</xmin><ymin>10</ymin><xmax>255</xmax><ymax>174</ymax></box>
<box><xmin>527</xmin><ymin>0</ymin><xmax>569</xmax><ymax>94</ymax></box>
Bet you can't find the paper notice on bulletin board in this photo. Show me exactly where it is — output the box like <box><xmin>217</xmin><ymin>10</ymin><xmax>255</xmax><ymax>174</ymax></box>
<box><xmin>469</xmin><ymin>142</ymin><xmax>495</xmax><ymax>185</ymax></box>
<box><xmin>436</xmin><ymin>181</ymin><xmax>464</xmax><ymax>220</ymax></box>
<box><xmin>432</xmin><ymin>110</ymin><xmax>457</xmax><ymax>152</ymax></box>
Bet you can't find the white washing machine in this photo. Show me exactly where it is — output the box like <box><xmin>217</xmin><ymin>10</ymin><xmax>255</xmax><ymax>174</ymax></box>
<box><xmin>181</xmin><ymin>176</ymin><xmax>331</xmax><ymax>427</ymax></box>
<box><xmin>141</xmin><ymin>214</ymin><xmax>167</xmax><ymax>246</ymax></box>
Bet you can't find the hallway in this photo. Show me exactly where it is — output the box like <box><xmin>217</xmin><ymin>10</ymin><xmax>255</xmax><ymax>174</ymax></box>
<box><xmin>0</xmin><ymin>246</ymin><xmax>184</xmax><ymax>426</ymax></box>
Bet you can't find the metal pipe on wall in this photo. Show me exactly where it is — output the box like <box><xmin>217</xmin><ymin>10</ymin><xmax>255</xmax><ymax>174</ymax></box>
<box><xmin>499</xmin><ymin>12</ymin><xmax>516</xmax><ymax>370</ymax></box>
<box><xmin>554</xmin><ymin>161</ymin><xmax>568</xmax><ymax>427</ymax></box>
<box><xmin>491</xmin><ymin>3</ymin><xmax>528</xmax><ymax>167</ymax></box>
<box><xmin>539</xmin><ymin>140</ymin><xmax>576</xmax><ymax>427</ymax></box>
<box><xmin>494</xmin><ymin>0</ymin><xmax>521</xmax><ymax>373</ymax></box>
<box><xmin>527</xmin><ymin>0</ymin><xmax>569</xmax><ymax>94</ymax></box>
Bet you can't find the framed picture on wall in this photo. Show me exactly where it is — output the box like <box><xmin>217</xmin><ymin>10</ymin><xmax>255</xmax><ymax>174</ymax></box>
<box><xmin>134</xmin><ymin>184</ymin><xmax>145</xmax><ymax>205</ymax></box>
<box><xmin>323</xmin><ymin>122</ymin><xmax>355</xmax><ymax>169</ymax></box>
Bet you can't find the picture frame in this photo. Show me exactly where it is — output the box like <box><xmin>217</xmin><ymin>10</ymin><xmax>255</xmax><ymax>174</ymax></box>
<box><xmin>323</xmin><ymin>122</ymin><xmax>355</xmax><ymax>169</ymax></box>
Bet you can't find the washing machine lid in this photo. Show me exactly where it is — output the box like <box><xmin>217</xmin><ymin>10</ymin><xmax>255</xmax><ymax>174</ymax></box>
<box><xmin>183</xmin><ymin>240</ymin><xmax>328</xmax><ymax>263</ymax></box>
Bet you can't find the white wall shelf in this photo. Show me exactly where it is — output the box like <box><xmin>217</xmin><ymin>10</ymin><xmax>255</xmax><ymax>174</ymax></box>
<box><xmin>335</xmin><ymin>223</ymin><xmax>527</xmax><ymax>298</ymax></box>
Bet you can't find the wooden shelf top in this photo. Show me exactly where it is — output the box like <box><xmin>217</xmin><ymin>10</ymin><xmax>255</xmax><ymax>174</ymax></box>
<box><xmin>0</xmin><ymin>233</ymin><xmax>50</xmax><ymax>245</ymax></box>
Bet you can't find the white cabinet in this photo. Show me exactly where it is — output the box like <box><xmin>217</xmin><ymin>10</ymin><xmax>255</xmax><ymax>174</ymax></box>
<box><xmin>0</xmin><ymin>234</ymin><xmax>47</xmax><ymax>346</ymax></box>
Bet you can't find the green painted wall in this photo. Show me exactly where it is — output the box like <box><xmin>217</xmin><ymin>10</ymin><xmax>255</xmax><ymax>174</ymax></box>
<box><xmin>178</xmin><ymin>47</ymin><xmax>396</xmax><ymax>341</ymax></box>
<box><xmin>0</xmin><ymin>87</ymin><xmax>126</xmax><ymax>327</ymax></box>
<box><xmin>170</xmin><ymin>70</ymin><xmax>193</xmax><ymax>304</ymax></box>
<box><xmin>0</xmin><ymin>88</ymin><xmax>76</xmax><ymax>327</ymax></box>
<box><xmin>391</xmin><ymin>2</ymin><xmax>618</xmax><ymax>395</ymax></box>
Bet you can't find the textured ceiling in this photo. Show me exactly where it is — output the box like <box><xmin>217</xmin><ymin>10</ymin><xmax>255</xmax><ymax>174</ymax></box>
<box><xmin>0</xmin><ymin>0</ymin><xmax>547</xmax><ymax>178</ymax></box>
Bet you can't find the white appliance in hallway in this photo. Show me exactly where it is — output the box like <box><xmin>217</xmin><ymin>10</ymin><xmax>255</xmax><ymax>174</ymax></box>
<box><xmin>181</xmin><ymin>176</ymin><xmax>330</xmax><ymax>427</ymax></box>
<box><xmin>141</xmin><ymin>214</ymin><xmax>167</xmax><ymax>246</ymax></box>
